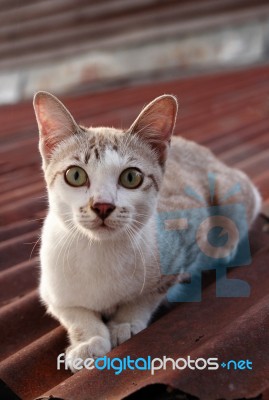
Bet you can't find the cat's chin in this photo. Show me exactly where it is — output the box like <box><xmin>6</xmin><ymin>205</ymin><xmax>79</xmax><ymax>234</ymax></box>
<box><xmin>78</xmin><ymin>223</ymin><xmax>123</xmax><ymax>241</ymax></box>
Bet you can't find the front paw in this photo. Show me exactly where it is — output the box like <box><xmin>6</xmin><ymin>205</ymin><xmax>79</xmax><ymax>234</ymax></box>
<box><xmin>66</xmin><ymin>336</ymin><xmax>111</xmax><ymax>373</ymax></box>
<box><xmin>108</xmin><ymin>320</ymin><xmax>146</xmax><ymax>347</ymax></box>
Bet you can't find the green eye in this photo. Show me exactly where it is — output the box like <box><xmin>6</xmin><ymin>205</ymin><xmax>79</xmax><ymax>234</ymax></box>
<box><xmin>119</xmin><ymin>168</ymin><xmax>143</xmax><ymax>189</ymax></box>
<box><xmin>65</xmin><ymin>166</ymin><xmax>88</xmax><ymax>187</ymax></box>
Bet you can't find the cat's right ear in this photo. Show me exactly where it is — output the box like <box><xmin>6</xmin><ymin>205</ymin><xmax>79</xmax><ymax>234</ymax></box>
<box><xmin>129</xmin><ymin>94</ymin><xmax>178</xmax><ymax>166</ymax></box>
<box><xmin>33</xmin><ymin>91</ymin><xmax>78</xmax><ymax>165</ymax></box>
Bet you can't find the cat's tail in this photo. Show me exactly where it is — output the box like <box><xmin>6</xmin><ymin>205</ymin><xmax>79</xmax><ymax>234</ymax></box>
<box><xmin>237</xmin><ymin>170</ymin><xmax>262</xmax><ymax>226</ymax></box>
<box><xmin>251</xmin><ymin>184</ymin><xmax>262</xmax><ymax>222</ymax></box>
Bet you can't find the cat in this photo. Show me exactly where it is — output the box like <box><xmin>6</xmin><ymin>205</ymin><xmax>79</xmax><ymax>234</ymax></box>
<box><xmin>33</xmin><ymin>91</ymin><xmax>261</xmax><ymax>373</ymax></box>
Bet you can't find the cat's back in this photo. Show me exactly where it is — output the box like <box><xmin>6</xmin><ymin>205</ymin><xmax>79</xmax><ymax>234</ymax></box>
<box><xmin>158</xmin><ymin>136</ymin><xmax>261</xmax><ymax>224</ymax></box>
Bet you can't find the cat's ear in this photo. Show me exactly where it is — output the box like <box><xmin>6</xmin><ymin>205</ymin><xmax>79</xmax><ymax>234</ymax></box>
<box><xmin>33</xmin><ymin>91</ymin><xmax>79</xmax><ymax>164</ymax></box>
<box><xmin>129</xmin><ymin>94</ymin><xmax>178</xmax><ymax>165</ymax></box>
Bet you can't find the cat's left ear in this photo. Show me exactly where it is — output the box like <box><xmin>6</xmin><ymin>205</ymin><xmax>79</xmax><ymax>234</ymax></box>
<box><xmin>129</xmin><ymin>94</ymin><xmax>178</xmax><ymax>165</ymax></box>
<box><xmin>33</xmin><ymin>91</ymin><xmax>79</xmax><ymax>165</ymax></box>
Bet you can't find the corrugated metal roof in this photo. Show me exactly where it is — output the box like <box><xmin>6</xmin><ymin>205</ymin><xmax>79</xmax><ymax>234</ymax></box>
<box><xmin>1</xmin><ymin>0</ymin><xmax>269</xmax><ymax>70</ymax></box>
<box><xmin>0</xmin><ymin>64</ymin><xmax>269</xmax><ymax>399</ymax></box>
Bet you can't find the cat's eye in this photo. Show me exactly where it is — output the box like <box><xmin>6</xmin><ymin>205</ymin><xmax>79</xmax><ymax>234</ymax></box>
<box><xmin>119</xmin><ymin>168</ymin><xmax>143</xmax><ymax>189</ymax></box>
<box><xmin>65</xmin><ymin>166</ymin><xmax>88</xmax><ymax>187</ymax></box>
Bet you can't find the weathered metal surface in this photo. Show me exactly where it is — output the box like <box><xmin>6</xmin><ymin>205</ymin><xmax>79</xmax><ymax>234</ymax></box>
<box><xmin>0</xmin><ymin>64</ymin><xmax>269</xmax><ymax>399</ymax></box>
<box><xmin>0</xmin><ymin>0</ymin><xmax>269</xmax><ymax>71</ymax></box>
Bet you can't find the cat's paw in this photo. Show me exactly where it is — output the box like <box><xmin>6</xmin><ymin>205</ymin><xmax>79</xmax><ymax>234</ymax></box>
<box><xmin>66</xmin><ymin>336</ymin><xmax>111</xmax><ymax>373</ymax></box>
<box><xmin>108</xmin><ymin>320</ymin><xmax>146</xmax><ymax>347</ymax></box>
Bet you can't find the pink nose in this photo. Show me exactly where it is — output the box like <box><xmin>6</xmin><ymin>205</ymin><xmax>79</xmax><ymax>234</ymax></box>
<box><xmin>91</xmin><ymin>202</ymin><xmax>115</xmax><ymax>220</ymax></box>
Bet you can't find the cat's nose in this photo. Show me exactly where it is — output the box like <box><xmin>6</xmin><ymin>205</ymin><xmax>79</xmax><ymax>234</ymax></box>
<box><xmin>91</xmin><ymin>202</ymin><xmax>115</xmax><ymax>220</ymax></box>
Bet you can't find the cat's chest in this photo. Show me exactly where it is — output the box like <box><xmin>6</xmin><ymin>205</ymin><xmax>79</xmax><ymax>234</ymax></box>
<box><xmin>40</xmin><ymin>229</ymin><xmax>157</xmax><ymax>311</ymax></box>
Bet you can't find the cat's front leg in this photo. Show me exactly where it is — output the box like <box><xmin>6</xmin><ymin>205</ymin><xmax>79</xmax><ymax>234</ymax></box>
<box><xmin>48</xmin><ymin>304</ymin><xmax>111</xmax><ymax>373</ymax></box>
<box><xmin>108</xmin><ymin>294</ymin><xmax>163</xmax><ymax>347</ymax></box>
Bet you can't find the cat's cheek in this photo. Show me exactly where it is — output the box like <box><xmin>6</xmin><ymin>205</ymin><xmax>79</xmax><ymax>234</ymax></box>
<box><xmin>136</xmin><ymin>198</ymin><xmax>157</xmax><ymax>217</ymax></box>
<box><xmin>55</xmin><ymin>182</ymin><xmax>89</xmax><ymax>210</ymax></box>
<box><xmin>119</xmin><ymin>189</ymin><xmax>156</xmax><ymax>215</ymax></box>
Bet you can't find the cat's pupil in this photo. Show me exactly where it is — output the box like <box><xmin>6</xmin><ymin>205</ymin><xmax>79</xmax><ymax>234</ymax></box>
<box><xmin>128</xmin><ymin>172</ymin><xmax>133</xmax><ymax>182</ymax></box>
<box><xmin>74</xmin><ymin>171</ymin><xmax>79</xmax><ymax>180</ymax></box>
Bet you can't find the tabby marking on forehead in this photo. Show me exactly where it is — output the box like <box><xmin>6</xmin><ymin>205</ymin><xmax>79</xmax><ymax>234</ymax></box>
<box><xmin>84</xmin><ymin>151</ymin><xmax>91</xmax><ymax>164</ymax></box>
<box><xmin>94</xmin><ymin>148</ymin><xmax>100</xmax><ymax>160</ymax></box>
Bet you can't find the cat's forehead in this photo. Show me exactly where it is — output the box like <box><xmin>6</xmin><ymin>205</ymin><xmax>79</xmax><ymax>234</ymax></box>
<box><xmin>84</xmin><ymin>126</ymin><xmax>124</xmax><ymax>139</ymax></box>
<box><xmin>50</xmin><ymin>125</ymin><xmax>157</xmax><ymax>170</ymax></box>
<box><xmin>79</xmin><ymin>126</ymin><xmax>129</xmax><ymax>161</ymax></box>
<box><xmin>75</xmin><ymin>126</ymin><xmax>152</xmax><ymax>161</ymax></box>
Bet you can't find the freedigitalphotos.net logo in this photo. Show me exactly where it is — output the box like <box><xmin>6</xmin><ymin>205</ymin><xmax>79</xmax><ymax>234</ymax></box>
<box><xmin>57</xmin><ymin>354</ymin><xmax>253</xmax><ymax>375</ymax></box>
<box><xmin>156</xmin><ymin>173</ymin><xmax>252</xmax><ymax>302</ymax></box>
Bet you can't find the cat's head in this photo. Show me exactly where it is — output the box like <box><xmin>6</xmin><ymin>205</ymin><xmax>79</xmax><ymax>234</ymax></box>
<box><xmin>33</xmin><ymin>92</ymin><xmax>178</xmax><ymax>241</ymax></box>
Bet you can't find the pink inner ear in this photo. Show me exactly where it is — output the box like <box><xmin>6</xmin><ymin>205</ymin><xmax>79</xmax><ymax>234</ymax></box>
<box><xmin>156</xmin><ymin>114</ymin><xmax>174</xmax><ymax>140</ymax></box>
<box><xmin>141</xmin><ymin>99</ymin><xmax>176</xmax><ymax>142</ymax></box>
<box><xmin>35</xmin><ymin>98</ymin><xmax>65</xmax><ymax>153</ymax></box>
<box><xmin>34</xmin><ymin>92</ymin><xmax>78</xmax><ymax>162</ymax></box>
<box><xmin>35</xmin><ymin>95</ymin><xmax>58</xmax><ymax>130</ymax></box>
<box><xmin>35</xmin><ymin>99</ymin><xmax>51</xmax><ymax>136</ymax></box>
<box><xmin>36</xmin><ymin>98</ymin><xmax>67</xmax><ymax>138</ymax></box>
<box><xmin>156</xmin><ymin>99</ymin><xmax>177</xmax><ymax>139</ymax></box>
<box><xmin>40</xmin><ymin>115</ymin><xmax>53</xmax><ymax>137</ymax></box>
<box><xmin>130</xmin><ymin>96</ymin><xmax>177</xmax><ymax>165</ymax></box>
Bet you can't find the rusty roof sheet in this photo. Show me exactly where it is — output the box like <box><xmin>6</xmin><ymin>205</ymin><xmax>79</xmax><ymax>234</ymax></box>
<box><xmin>1</xmin><ymin>0</ymin><xmax>269</xmax><ymax>71</ymax></box>
<box><xmin>0</xmin><ymin>64</ymin><xmax>269</xmax><ymax>400</ymax></box>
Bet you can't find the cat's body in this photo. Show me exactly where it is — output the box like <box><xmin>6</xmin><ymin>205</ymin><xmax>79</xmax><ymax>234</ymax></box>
<box><xmin>34</xmin><ymin>93</ymin><xmax>261</xmax><ymax>372</ymax></box>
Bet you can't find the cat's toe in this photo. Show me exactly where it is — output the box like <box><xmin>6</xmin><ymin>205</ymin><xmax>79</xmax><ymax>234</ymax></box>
<box><xmin>108</xmin><ymin>320</ymin><xmax>147</xmax><ymax>347</ymax></box>
<box><xmin>108</xmin><ymin>322</ymin><xmax>131</xmax><ymax>347</ymax></box>
<box><xmin>66</xmin><ymin>336</ymin><xmax>111</xmax><ymax>373</ymax></box>
<box><xmin>131</xmin><ymin>319</ymin><xmax>147</xmax><ymax>335</ymax></box>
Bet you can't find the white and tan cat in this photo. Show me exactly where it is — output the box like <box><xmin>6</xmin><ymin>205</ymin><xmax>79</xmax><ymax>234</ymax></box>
<box><xmin>33</xmin><ymin>92</ymin><xmax>261</xmax><ymax>372</ymax></box>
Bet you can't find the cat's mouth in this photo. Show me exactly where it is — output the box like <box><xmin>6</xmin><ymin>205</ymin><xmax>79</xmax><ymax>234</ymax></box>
<box><xmin>89</xmin><ymin>220</ymin><xmax>116</xmax><ymax>232</ymax></box>
<box><xmin>97</xmin><ymin>222</ymin><xmax>114</xmax><ymax>230</ymax></box>
<box><xmin>77</xmin><ymin>216</ymin><xmax>123</xmax><ymax>236</ymax></box>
